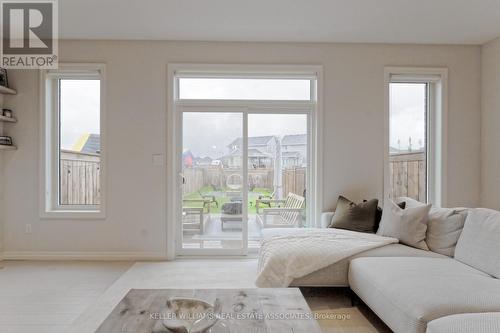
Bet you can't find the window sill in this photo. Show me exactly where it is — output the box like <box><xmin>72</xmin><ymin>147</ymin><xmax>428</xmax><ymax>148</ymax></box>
<box><xmin>40</xmin><ymin>210</ymin><xmax>106</xmax><ymax>220</ymax></box>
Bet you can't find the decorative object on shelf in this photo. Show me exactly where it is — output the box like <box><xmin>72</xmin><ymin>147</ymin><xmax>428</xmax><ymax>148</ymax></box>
<box><xmin>2</xmin><ymin>108</ymin><xmax>13</xmax><ymax>118</ymax></box>
<box><xmin>0</xmin><ymin>136</ymin><xmax>13</xmax><ymax>146</ymax></box>
<box><xmin>0</xmin><ymin>68</ymin><xmax>8</xmax><ymax>88</ymax></box>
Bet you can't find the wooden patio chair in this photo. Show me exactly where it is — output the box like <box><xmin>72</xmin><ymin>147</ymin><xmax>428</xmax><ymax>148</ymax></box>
<box><xmin>255</xmin><ymin>190</ymin><xmax>277</xmax><ymax>213</ymax></box>
<box><xmin>182</xmin><ymin>198</ymin><xmax>210</xmax><ymax>235</ymax></box>
<box><xmin>256</xmin><ymin>193</ymin><xmax>305</xmax><ymax>228</ymax></box>
<box><xmin>198</xmin><ymin>190</ymin><xmax>218</xmax><ymax>208</ymax></box>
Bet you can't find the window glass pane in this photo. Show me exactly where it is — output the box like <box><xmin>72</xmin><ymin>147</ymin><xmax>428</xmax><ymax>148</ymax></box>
<box><xmin>248</xmin><ymin>114</ymin><xmax>308</xmax><ymax>231</ymax></box>
<box><xmin>178</xmin><ymin>78</ymin><xmax>311</xmax><ymax>100</ymax></box>
<box><xmin>389</xmin><ymin>82</ymin><xmax>427</xmax><ymax>202</ymax></box>
<box><xmin>59</xmin><ymin>79</ymin><xmax>101</xmax><ymax>205</ymax></box>
<box><xmin>181</xmin><ymin>112</ymin><xmax>244</xmax><ymax>250</ymax></box>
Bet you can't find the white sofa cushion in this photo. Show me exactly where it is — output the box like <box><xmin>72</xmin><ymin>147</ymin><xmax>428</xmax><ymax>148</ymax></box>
<box><xmin>427</xmin><ymin>312</ymin><xmax>500</xmax><ymax>333</ymax></box>
<box><xmin>349</xmin><ymin>257</ymin><xmax>500</xmax><ymax>333</ymax></box>
<box><xmin>455</xmin><ymin>208</ymin><xmax>500</xmax><ymax>278</ymax></box>
<box><xmin>377</xmin><ymin>200</ymin><xmax>431</xmax><ymax>250</ymax></box>
<box><xmin>426</xmin><ymin>207</ymin><xmax>468</xmax><ymax>256</ymax></box>
<box><xmin>290</xmin><ymin>243</ymin><xmax>445</xmax><ymax>287</ymax></box>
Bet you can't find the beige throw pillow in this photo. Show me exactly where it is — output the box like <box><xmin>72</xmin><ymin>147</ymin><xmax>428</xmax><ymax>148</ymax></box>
<box><xmin>396</xmin><ymin>197</ymin><xmax>468</xmax><ymax>256</ymax></box>
<box><xmin>377</xmin><ymin>199</ymin><xmax>431</xmax><ymax>250</ymax></box>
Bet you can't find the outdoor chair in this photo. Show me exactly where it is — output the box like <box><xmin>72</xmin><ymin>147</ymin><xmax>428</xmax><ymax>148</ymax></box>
<box><xmin>182</xmin><ymin>196</ymin><xmax>216</xmax><ymax>235</ymax></box>
<box><xmin>255</xmin><ymin>190</ymin><xmax>277</xmax><ymax>211</ymax></box>
<box><xmin>256</xmin><ymin>192</ymin><xmax>305</xmax><ymax>228</ymax></box>
<box><xmin>198</xmin><ymin>190</ymin><xmax>218</xmax><ymax>208</ymax></box>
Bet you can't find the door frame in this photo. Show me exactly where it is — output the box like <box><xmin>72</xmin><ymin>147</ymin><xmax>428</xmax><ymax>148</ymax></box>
<box><xmin>166</xmin><ymin>64</ymin><xmax>324</xmax><ymax>259</ymax></box>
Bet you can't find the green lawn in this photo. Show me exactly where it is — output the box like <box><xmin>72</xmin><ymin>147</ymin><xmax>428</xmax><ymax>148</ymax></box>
<box><xmin>183</xmin><ymin>187</ymin><xmax>273</xmax><ymax>214</ymax></box>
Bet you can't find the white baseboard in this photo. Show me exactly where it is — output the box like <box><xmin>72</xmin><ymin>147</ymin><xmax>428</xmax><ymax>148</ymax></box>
<box><xmin>1</xmin><ymin>251</ymin><xmax>168</xmax><ymax>261</ymax></box>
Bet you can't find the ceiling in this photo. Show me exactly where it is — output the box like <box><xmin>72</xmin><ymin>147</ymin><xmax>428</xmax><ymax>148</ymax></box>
<box><xmin>60</xmin><ymin>0</ymin><xmax>500</xmax><ymax>45</ymax></box>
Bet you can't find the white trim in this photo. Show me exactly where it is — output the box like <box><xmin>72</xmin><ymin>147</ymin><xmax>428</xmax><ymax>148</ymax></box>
<box><xmin>2</xmin><ymin>251</ymin><xmax>166</xmax><ymax>261</ymax></box>
<box><xmin>383</xmin><ymin>67</ymin><xmax>448</xmax><ymax>206</ymax></box>
<box><xmin>170</xmin><ymin>63</ymin><xmax>322</xmax><ymax>78</ymax></box>
<box><xmin>39</xmin><ymin>63</ymin><xmax>107</xmax><ymax>219</ymax></box>
<box><xmin>166</xmin><ymin>64</ymin><xmax>323</xmax><ymax>258</ymax></box>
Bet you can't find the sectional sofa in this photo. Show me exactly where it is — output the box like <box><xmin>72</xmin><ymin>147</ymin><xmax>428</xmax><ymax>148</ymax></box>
<box><xmin>290</xmin><ymin>201</ymin><xmax>500</xmax><ymax>333</ymax></box>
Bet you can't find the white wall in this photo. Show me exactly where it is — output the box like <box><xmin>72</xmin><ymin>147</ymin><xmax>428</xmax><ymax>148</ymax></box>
<box><xmin>0</xmin><ymin>40</ymin><xmax>481</xmax><ymax>258</ymax></box>
<box><xmin>481</xmin><ymin>37</ymin><xmax>500</xmax><ymax>210</ymax></box>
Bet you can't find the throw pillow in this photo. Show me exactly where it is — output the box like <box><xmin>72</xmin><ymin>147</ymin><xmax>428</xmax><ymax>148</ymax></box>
<box><xmin>377</xmin><ymin>199</ymin><xmax>431</xmax><ymax>250</ymax></box>
<box><xmin>328</xmin><ymin>196</ymin><xmax>379</xmax><ymax>233</ymax></box>
<box><xmin>426</xmin><ymin>207</ymin><xmax>468</xmax><ymax>256</ymax></box>
<box><xmin>375</xmin><ymin>201</ymin><xmax>406</xmax><ymax>233</ymax></box>
<box><xmin>455</xmin><ymin>208</ymin><xmax>500</xmax><ymax>278</ymax></box>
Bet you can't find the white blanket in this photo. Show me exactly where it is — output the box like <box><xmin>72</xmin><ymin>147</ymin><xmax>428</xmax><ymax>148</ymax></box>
<box><xmin>255</xmin><ymin>228</ymin><xmax>398</xmax><ymax>287</ymax></box>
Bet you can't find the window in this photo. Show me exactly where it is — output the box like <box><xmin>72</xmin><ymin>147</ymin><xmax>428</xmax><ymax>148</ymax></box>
<box><xmin>178</xmin><ymin>78</ymin><xmax>311</xmax><ymax>100</ymax></box>
<box><xmin>385</xmin><ymin>68</ymin><xmax>447</xmax><ymax>206</ymax></box>
<box><xmin>41</xmin><ymin>64</ymin><xmax>105</xmax><ymax>217</ymax></box>
<box><xmin>389</xmin><ymin>82</ymin><xmax>428</xmax><ymax>201</ymax></box>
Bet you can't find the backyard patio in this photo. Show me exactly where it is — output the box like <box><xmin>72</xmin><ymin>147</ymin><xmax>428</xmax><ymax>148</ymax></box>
<box><xmin>181</xmin><ymin>186</ymin><xmax>306</xmax><ymax>250</ymax></box>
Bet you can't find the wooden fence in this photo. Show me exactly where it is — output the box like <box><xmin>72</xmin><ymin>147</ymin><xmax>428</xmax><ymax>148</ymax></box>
<box><xmin>283</xmin><ymin>167</ymin><xmax>306</xmax><ymax>197</ymax></box>
<box><xmin>60</xmin><ymin>157</ymin><xmax>101</xmax><ymax>205</ymax></box>
<box><xmin>182</xmin><ymin>165</ymin><xmax>305</xmax><ymax>198</ymax></box>
<box><xmin>389</xmin><ymin>152</ymin><xmax>426</xmax><ymax>201</ymax></box>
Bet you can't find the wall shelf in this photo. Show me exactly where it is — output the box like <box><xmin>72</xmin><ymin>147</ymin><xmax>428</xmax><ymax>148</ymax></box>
<box><xmin>0</xmin><ymin>144</ymin><xmax>16</xmax><ymax>151</ymax></box>
<box><xmin>0</xmin><ymin>86</ymin><xmax>16</xmax><ymax>95</ymax></box>
<box><xmin>0</xmin><ymin>115</ymin><xmax>16</xmax><ymax>123</ymax></box>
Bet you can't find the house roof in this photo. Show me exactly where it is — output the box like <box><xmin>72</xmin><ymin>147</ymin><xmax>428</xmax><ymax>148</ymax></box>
<box><xmin>228</xmin><ymin>136</ymin><xmax>275</xmax><ymax>148</ymax></box>
<box><xmin>282</xmin><ymin>134</ymin><xmax>307</xmax><ymax>146</ymax></box>
<box><xmin>73</xmin><ymin>133</ymin><xmax>100</xmax><ymax>154</ymax></box>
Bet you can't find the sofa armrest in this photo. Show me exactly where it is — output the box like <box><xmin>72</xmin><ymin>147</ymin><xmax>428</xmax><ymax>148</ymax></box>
<box><xmin>320</xmin><ymin>211</ymin><xmax>335</xmax><ymax>228</ymax></box>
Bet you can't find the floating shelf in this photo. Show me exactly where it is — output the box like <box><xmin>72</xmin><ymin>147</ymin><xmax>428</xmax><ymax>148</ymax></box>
<box><xmin>0</xmin><ymin>86</ymin><xmax>16</xmax><ymax>95</ymax></box>
<box><xmin>0</xmin><ymin>144</ymin><xmax>16</xmax><ymax>151</ymax></box>
<box><xmin>0</xmin><ymin>115</ymin><xmax>16</xmax><ymax>123</ymax></box>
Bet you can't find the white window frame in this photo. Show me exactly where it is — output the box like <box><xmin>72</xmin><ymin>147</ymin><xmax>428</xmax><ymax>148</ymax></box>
<box><xmin>39</xmin><ymin>63</ymin><xmax>106</xmax><ymax>219</ymax></box>
<box><xmin>166</xmin><ymin>64</ymin><xmax>323</xmax><ymax>258</ymax></box>
<box><xmin>384</xmin><ymin>67</ymin><xmax>448</xmax><ymax>206</ymax></box>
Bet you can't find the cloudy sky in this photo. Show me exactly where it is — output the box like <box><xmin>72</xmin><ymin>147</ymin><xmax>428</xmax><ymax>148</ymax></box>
<box><xmin>389</xmin><ymin>83</ymin><xmax>426</xmax><ymax>151</ymax></box>
<box><xmin>60</xmin><ymin>79</ymin><xmax>100</xmax><ymax>150</ymax></box>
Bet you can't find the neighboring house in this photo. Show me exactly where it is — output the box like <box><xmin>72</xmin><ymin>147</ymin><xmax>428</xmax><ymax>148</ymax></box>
<box><xmin>73</xmin><ymin>133</ymin><xmax>100</xmax><ymax>155</ymax></box>
<box><xmin>282</xmin><ymin>151</ymin><xmax>302</xmax><ymax>168</ymax></box>
<box><xmin>61</xmin><ymin>133</ymin><xmax>101</xmax><ymax>163</ymax></box>
<box><xmin>281</xmin><ymin>134</ymin><xmax>307</xmax><ymax>168</ymax></box>
<box><xmin>220</xmin><ymin>148</ymin><xmax>273</xmax><ymax>169</ymax></box>
<box><xmin>225</xmin><ymin>136</ymin><xmax>280</xmax><ymax>169</ymax></box>
<box><xmin>228</xmin><ymin>136</ymin><xmax>279</xmax><ymax>156</ymax></box>
<box><xmin>194</xmin><ymin>156</ymin><xmax>212</xmax><ymax>166</ymax></box>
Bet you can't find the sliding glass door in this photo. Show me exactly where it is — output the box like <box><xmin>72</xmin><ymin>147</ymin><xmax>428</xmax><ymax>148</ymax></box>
<box><xmin>170</xmin><ymin>66</ymin><xmax>319</xmax><ymax>256</ymax></box>
<box><xmin>177</xmin><ymin>110</ymin><xmax>310</xmax><ymax>255</ymax></box>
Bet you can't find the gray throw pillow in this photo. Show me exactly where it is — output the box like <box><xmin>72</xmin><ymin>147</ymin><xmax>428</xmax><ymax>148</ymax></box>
<box><xmin>377</xmin><ymin>199</ymin><xmax>431</xmax><ymax>250</ymax></box>
<box><xmin>426</xmin><ymin>207</ymin><xmax>468</xmax><ymax>256</ymax></box>
<box><xmin>328</xmin><ymin>196</ymin><xmax>379</xmax><ymax>233</ymax></box>
<box><xmin>396</xmin><ymin>197</ymin><xmax>468</xmax><ymax>256</ymax></box>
